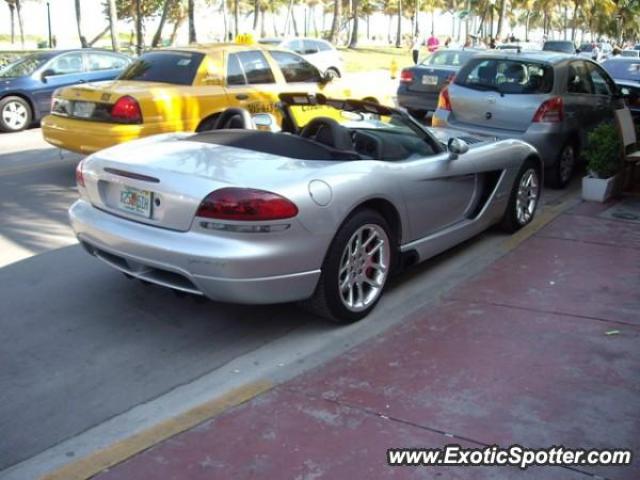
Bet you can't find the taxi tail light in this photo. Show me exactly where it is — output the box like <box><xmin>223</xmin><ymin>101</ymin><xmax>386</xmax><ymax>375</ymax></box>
<box><xmin>437</xmin><ymin>87</ymin><xmax>452</xmax><ymax>111</ymax></box>
<box><xmin>111</xmin><ymin>96</ymin><xmax>142</xmax><ymax>123</ymax></box>
<box><xmin>75</xmin><ymin>160</ymin><xmax>85</xmax><ymax>188</ymax></box>
<box><xmin>196</xmin><ymin>188</ymin><xmax>298</xmax><ymax>221</ymax></box>
<box><xmin>400</xmin><ymin>69</ymin><xmax>414</xmax><ymax>83</ymax></box>
<box><xmin>532</xmin><ymin>96</ymin><xmax>564</xmax><ymax>123</ymax></box>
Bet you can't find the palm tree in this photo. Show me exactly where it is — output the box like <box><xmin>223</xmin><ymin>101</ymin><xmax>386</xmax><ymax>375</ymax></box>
<box><xmin>4</xmin><ymin>1</ymin><xmax>15</xmax><ymax>44</ymax></box>
<box><xmin>349</xmin><ymin>0</ymin><xmax>360</xmax><ymax>46</ymax></box>
<box><xmin>107</xmin><ymin>0</ymin><xmax>120</xmax><ymax>51</ymax></box>
<box><xmin>188</xmin><ymin>0</ymin><xmax>196</xmax><ymax>43</ymax></box>
<box><xmin>328</xmin><ymin>0</ymin><xmax>341</xmax><ymax>43</ymax></box>
<box><xmin>395</xmin><ymin>0</ymin><xmax>403</xmax><ymax>47</ymax></box>
<box><xmin>75</xmin><ymin>0</ymin><xmax>89</xmax><ymax>47</ymax></box>
<box><xmin>152</xmin><ymin>0</ymin><xmax>173</xmax><ymax>47</ymax></box>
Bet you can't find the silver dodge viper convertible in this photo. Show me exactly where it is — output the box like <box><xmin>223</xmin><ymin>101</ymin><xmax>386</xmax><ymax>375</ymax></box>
<box><xmin>69</xmin><ymin>93</ymin><xmax>542</xmax><ymax>323</ymax></box>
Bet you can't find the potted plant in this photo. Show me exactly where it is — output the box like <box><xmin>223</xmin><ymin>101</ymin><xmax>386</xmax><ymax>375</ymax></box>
<box><xmin>581</xmin><ymin>122</ymin><xmax>623</xmax><ymax>202</ymax></box>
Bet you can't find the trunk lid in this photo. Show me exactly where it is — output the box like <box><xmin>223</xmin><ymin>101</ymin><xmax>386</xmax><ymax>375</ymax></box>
<box><xmin>406</xmin><ymin>65</ymin><xmax>457</xmax><ymax>94</ymax></box>
<box><xmin>81</xmin><ymin>134</ymin><xmax>319</xmax><ymax>231</ymax></box>
<box><xmin>447</xmin><ymin>83</ymin><xmax>548</xmax><ymax>132</ymax></box>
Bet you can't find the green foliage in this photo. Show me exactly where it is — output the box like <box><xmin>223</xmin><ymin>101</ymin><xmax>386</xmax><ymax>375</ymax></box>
<box><xmin>583</xmin><ymin>122</ymin><xmax>622</xmax><ymax>179</ymax></box>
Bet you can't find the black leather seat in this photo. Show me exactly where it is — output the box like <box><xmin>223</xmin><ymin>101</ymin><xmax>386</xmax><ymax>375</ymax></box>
<box><xmin>213</xmin><ymin>108</ymin><xmax>256</xmax><ymax>130</ymax></box>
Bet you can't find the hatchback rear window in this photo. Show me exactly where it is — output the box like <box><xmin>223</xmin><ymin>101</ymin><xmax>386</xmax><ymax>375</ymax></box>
<box><xmin>118</xmin><ymin>51</ymin><xmax>204</xmax><ymax>85</ymax></box>
<box><xmin>455</xmin><ymin>58</ymin><xmax>554</xmax><ymax>94</ymax></box>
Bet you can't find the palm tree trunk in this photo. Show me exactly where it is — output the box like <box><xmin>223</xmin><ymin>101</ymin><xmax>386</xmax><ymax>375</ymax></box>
<box><xmin>253</xmin><ymin>0</ymin><xmax>260</xmax><ymax>30</ymax></box>
<box><xmin>8</xmin><ymin>3</ymin><xmax>15</xmax><ymax>44</ymax></box>
<box><xmin>328</xmin><ymin>0</ymin><xmax>341</xmax><ymax>43</ymax></box>
<box><xmin>349</xmin><ymin>0</ymin><xmax>359</xmax><ymax>47</ymax></box>
<box><xmin>107</xmin><ymin>0</ymin><xmax>119</xmax><ymax>51</ymax></box>
<box><xmin>234</xmin><ymin>0</ymin><xmax>240</xmax><ymax>38</ymax></box>
<box><xmin>152</xmin><ymin>0</ymin><xmax>172</xmax><ymax>48</ymax></box>
<box><xmin>395</xmin><ymin>0</ymin><xmax>403</xmax><ymax>47</ymax></box>
<box><xmin>496</xmin><ymin>0</ymin><xmax>507</xmax><ymax>39</ymax></box>
<box><xmin>135</xmin><ymin>0</ymin><xmax>143</xmax><ymax>54</ymax></box>
<box><xmin>188</xmin><ymin>0</ymin><xmax>196</xmax><ymax>43</ymax></box>
<box><xmin>570</xmin><ymin>0</ymin><xmax>579</xmax><ymax>42</ymax></box>
<box><xmin>221</xmin><ymin>0</ymin><xmax>228</xmax><ymax>41</ymax></box>
<box><xmin>169</xmin><ymin>14</ymin><xmax>185</xmax><ymax>45</ymax></box>
<box><xmin>74</xmin><ymin>0</ymin><xmax>88</xmax><ymax>47</ymax></box>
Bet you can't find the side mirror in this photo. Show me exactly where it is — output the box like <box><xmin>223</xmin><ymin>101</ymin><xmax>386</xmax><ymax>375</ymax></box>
<box><xmin>448</xmin><ymin>137</ymin><xmax>469</xmax><ymax>159</ymax></box>
<box><xmin>41</xmin><ymin>69</ymin><xmax>55</xmax><ymax>82</ymax></box>
<box><xmin>253</xmin><ymin>113</ymin><xmax>280</xmax><ymax>132</ymax></box>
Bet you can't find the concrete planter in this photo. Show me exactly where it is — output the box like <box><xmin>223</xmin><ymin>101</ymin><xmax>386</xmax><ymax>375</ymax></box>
<box><xmin>582</xmin><ymin>173</ymin><xmax>622</xmax><ymax>202</ymax></box>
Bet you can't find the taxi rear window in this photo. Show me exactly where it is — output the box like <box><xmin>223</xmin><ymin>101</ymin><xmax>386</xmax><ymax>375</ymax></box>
<box><xmin>118</xmin><ymin>51</ymin><xmax>204</xmax><ymax>85</ymax></box>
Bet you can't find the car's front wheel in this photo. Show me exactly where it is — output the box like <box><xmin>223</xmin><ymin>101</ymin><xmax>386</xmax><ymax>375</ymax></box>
<box><xmin>0</xmin><ymin>96</ymin><xmax>32</xmax><ymax>132</ymax></box>
<box><xmin>304</xmin><ymin>209</ymin><xmax>393</xmax><ymax>323</ymax></box>
<box><xmin>326</xmin><ymin>67</ymin><xmax>341</xmax><ymax>79</ymax></box>
<box><xmin>500</xmin><ymin>160</ymin><xmax>541</xmax><ymax>233</ymax></box>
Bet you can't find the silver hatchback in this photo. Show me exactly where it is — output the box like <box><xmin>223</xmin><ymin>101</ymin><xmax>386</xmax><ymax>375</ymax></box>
<box><xmin>433</xmin><ymin>51</ymin><xmax>624</xmax><ymax>187</ymax></box>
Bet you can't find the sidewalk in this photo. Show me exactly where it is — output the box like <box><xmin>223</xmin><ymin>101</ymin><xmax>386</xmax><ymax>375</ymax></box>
<box><xmin>93</xmin><ymin>197</ymin><xmax>640</xmax><ymax>479</ymax></box>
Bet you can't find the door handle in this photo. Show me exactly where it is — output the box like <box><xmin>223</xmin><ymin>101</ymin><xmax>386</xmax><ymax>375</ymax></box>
<box><xmin>76</xmin><ymin>79</ymin><xmax>86</xmax><ymax>84</ymax></box>
<box><xmin>235</xmin><ymin>94</ymin><xmax>249</xmax><ymax>101</ymax></box>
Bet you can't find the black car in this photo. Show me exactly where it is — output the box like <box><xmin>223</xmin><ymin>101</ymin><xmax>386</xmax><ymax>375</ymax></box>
<box><xmin>601</xmin><ymin>57</ymin><xmax>640</xmax><ymax>120</ymax></box>
<box><xmin>542</xmin><ymin>40</ymin><xmax>577</xmax><ymax>54</ymax></box>
<box><xmin>397</xmin><ymin>49</ymin><xmax>478</xmax><ymax>119</ymax></box>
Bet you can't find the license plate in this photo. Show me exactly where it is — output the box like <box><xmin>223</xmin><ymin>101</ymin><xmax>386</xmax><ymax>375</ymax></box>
<box><xmin>422</xmin><ymin>75</ymin><xmax>438</xmax><ymax>85</ymax></box>
<box><xmin>118</xmin><ymin>186</ymin><xmax>152</xmax><ymax>218</ymax></box>
<box><xmin>73</xmin><ymin>101</ymin><xmax>95</xmax><ymax>118</ymax></box>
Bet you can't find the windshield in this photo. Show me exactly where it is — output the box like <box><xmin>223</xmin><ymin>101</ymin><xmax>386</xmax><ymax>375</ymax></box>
<box><xmin>118</xmin><ymin>51</ymin><xmax>204</xmax><ymax>85</ymax></box>
<box><xmin>602</xmin><ymin>60</ymin><xmax>640</xmax><ymax>82</ymax></box>
<box><xmin>0</xmin><ymin>54</ymin><xmax>49</xmax><ymax>78</ymax></box>
<box><xmin>455</xmin><ymin>58</ymin><xmax>554</xmax><ymax>94</ymax></box>
<box><xmin>422</xmin><ymin>50</ymin><xmax>473</xmax><ymax>67</ymax></box>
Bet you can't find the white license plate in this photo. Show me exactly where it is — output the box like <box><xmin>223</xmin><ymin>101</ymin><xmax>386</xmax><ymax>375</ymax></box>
<box><xmin>422</xmin><ymin>75</ymin><xmax>438</xmax><ymax>85</ymax></box>
<box><xmin>118</xmin><ymin>186</ymin><xmax>152</xmax><ymax>218</ymax></box>
<box><xmin>73</xmin><ymin>101</ymin><xmax>95</xmax><ymax>118</ymax></box>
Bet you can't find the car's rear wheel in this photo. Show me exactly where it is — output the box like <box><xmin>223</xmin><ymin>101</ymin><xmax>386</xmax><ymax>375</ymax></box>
<box><xmin>326</xmin><ymin>67</ymin><xmax>341</xmax><ymax>79</ymax></box>
<box><xmin>303</xmin><ymin>209</ymin><xmax>393</xmax><ymax>324</ymax></box>
<box><xmin>547</xmin><ymin>143</ymin><xmax>576</xmax><ymax>189</ymax></box>
<box><xmin>500</xmin><ymin>160</ymin><xmax>541</xmax><ymax>233</ymax></box>
<box><xmin>0</xmin><ymin>96</ymin><xmax>32</xmax><ymax>132</ymax></box>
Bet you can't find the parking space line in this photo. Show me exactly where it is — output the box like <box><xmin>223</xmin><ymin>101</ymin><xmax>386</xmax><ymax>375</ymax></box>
<box><xmin>40</xmin><ymin>380</ymin><xmax>273</xmax><ymax>480</ymax></box>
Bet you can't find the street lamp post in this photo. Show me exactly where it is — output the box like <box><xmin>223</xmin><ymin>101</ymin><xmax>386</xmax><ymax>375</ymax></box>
<box><xmin>46</xmin><ymin>1</ymin><xmax>52</xmax><ymax>48</ymax></box>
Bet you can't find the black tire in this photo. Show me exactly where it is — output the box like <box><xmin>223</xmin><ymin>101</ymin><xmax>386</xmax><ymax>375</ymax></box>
<box><xmin>408</xmin><ymin>109</ymin><xmax>427</xmax><ymax>119</ymax></box>
<box><xmin>326</xmin><ymin>67</ymin><xmax>341</xmax><ymax>79</ymax></box>
<box><xmin>500</xmin><ymin>159</ymin><xmax>541</xmax><ymax>233</ymax></box>
<box><xmin>0</xmin><ymin>95</ymin><xmax>32</xmax><ymax>132</ymax></box>
<box><xmin>546</xmin><ymin>142</ymin><xmax>576</xmax><ymax>189</ymax></box>
<box><xmin>302</xmin><ymin>209</ymin><xmax>394</xmax><ymax>324</ymax></box>
<box><xmin>195</xmin><ymin>113</ymin><xmax>220</xmax><ymax>132</ymax></box>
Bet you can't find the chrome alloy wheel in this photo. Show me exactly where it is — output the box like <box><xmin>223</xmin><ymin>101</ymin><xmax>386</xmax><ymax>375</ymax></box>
<box><xmin>559</xmin><ymin>145</ymin><xmax>575</xmax><ymax>184</ymax></box>
<box><xmin>516</xmin><ymin>168</ymin><xmax>539</xmax><ymax>225</ymax></box>
<box><xmin>2</xmin><ymin>100</ymin><xmax>28</xmax><ymax>131</ymax></box>
<box><xmin>338</xmin><ymin>224</ymin><xmax>390</xmax><ymax>312</ymax></box>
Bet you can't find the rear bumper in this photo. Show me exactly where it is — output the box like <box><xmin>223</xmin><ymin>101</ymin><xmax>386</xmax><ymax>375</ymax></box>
<box><xmin>42</xmin><ymin>115</ymin><xmax>167</xmax><ymax>154</ymax></box>
<box><xmin>396</xmin><ymin>91</ymin><xmax>439</xmax><ymax>112</ymax></box>
<box><xmin>432</xmin><ymin>111</ymin><xmax>567</xmax><ymax>167</ymax></box>
<box><xmin>69</xmin><ymin>200</ymin><xmax>321</xmax><ymax>304</ymax></box>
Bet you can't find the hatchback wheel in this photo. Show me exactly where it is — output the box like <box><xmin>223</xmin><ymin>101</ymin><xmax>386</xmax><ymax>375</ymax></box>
<box><xmin>500</xmin><ymin>160</ymin><xmax>541</xmax><ymax>232</ymax></box>
<box><xmin>303</xmin><ymin>209</ymin><xmax>393</xmax><ymax>323</ymax></box>
<box><xmin>547</xmin><ymin>143</ymin><xmax>576</xmax><ymax>189</ymax></box>
<box><xmin>0</xmin><ymin>96</ymin><xmax>32</xmax><ymax>132</ymax></box>
<box><xmin>326</xmin><ymin>67</ymin><xmax>340</xmax><ymax>79</ymax></box>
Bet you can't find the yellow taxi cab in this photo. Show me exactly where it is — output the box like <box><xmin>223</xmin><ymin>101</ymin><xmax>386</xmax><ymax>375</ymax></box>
<box><xmin>42</xmin><ymin>42</ymin><xmax>387</xmax><ymax>154</ymax></box>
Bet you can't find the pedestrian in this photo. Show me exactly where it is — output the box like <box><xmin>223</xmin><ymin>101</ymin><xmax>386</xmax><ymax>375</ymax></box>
<box><xmin>411</xmin><ymin>35</ymin><xmax>421</xmax><ymax>64</ymax></box>
<box><xmin>444</xmin><ymin>36</ymin><xmax>451</xmax><ymax>48</ymax></box>
<box><xmin>426</xmin><ymin>31</ymin><xmax>439</xmax><ymax>53</ymax></box>
<box><xmin>489</xmin><ymin>37</ymin><xmax>496</xmax><ymax>49</ymax></box>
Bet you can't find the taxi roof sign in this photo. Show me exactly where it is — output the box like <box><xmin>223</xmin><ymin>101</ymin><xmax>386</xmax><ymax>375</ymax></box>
<box><xmin>235</xmin><ymin>33</ymin><xmax>256</xmax><ymax>45</ymax></box>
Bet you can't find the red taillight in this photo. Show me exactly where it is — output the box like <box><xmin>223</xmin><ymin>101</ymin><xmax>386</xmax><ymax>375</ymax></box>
<box><xmin>437</xmin><ymin>87</ymin><xmax>452</xmax><ymax>111</ymax></box>
<box><xmin>111</xmin><ymin>95</ymin><xmax>142</xmax><ymax>123</ymax></box>
<box><xmin>75</xmin><ymin>160</ymin><xmax>85</xmax><ymax>188</ymax></box>
<box><xmin>196</xmin><ymin>188</ymin><xmax>299</xmax><ymax>221</ymax></box>
<box><xmin>400</xmin><ymin>69</ymin><xmax>414</xmax><ymax>83</ymax></box>
<box><xmin>532</xmin><ymin>96</ymin><xmax>564</xmax><ymax>123</ymax></box>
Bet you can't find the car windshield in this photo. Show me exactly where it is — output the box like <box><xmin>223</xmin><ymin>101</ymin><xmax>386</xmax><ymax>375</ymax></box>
<box><xmin>455</xmin><ymin>58</ymin><xmax>553</xmax><ymax>94</ymax></box>
<box><xmin>118</xmin><ymin>51</ymin><xmax>204</xmax><ymax>85</ymax></box>
<box><xmin>421</xmin><ymin>50</ymin><xmax>473</xmax><ymax>67</ymax></box>
<box><xmin>0</xmin><ymin>54</ymin><xmax>49</xmax><ymax>78</ymax></box>
<box><xmin>602</xmin><ymin>60</ymin><xmax>640</xmax><ymax>81</ymax></box>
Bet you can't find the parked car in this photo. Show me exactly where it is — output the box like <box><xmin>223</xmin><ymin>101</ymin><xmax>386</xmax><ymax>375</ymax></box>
<box><xmin>0</xmin><ymin>49</ymin><xmax>130</xmax><ymax>132</ymax></box>
<box><xmin>432</xmin><ymin>51</ymin><xmax>624</xmax><ymax>188</ymax></box>
<box><xmin>601</xmin><ymin>57</ymin><xmax>640</xmax><ymax>120</ymax></box>
<box><xmin>397</xmin><ymin>48</ymin><xmax>478</xmax><ymax>118</ymax></box>
<box><xmin>68</xmin><ymin>93</ymin><xmax>541</xmax><ymax>323</ymax></box>
<box><xmin>621</xmin><ymin>49</ymin><xmax>640</xmax><ymax>58</ymax></box>
<box><xmin>259</xmin><ymin>37</ymin><xmax>343</xmax><ymax>78</ymax></box>
<box><xmin>542</xmin><ymin>40</ymin><xmax>577</xmax><ymax>54</ymax></box>
<box><xmin>42</xmin><ymin>44</ymin><xmax>381</xmax><ymax>154</ymax></box>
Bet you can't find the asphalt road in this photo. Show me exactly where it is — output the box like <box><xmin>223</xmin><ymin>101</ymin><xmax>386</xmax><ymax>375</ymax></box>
<box><xmin>0</xmin><ymin>128</ymin><xmax>576</xmax><ymax>478</ymax></box>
